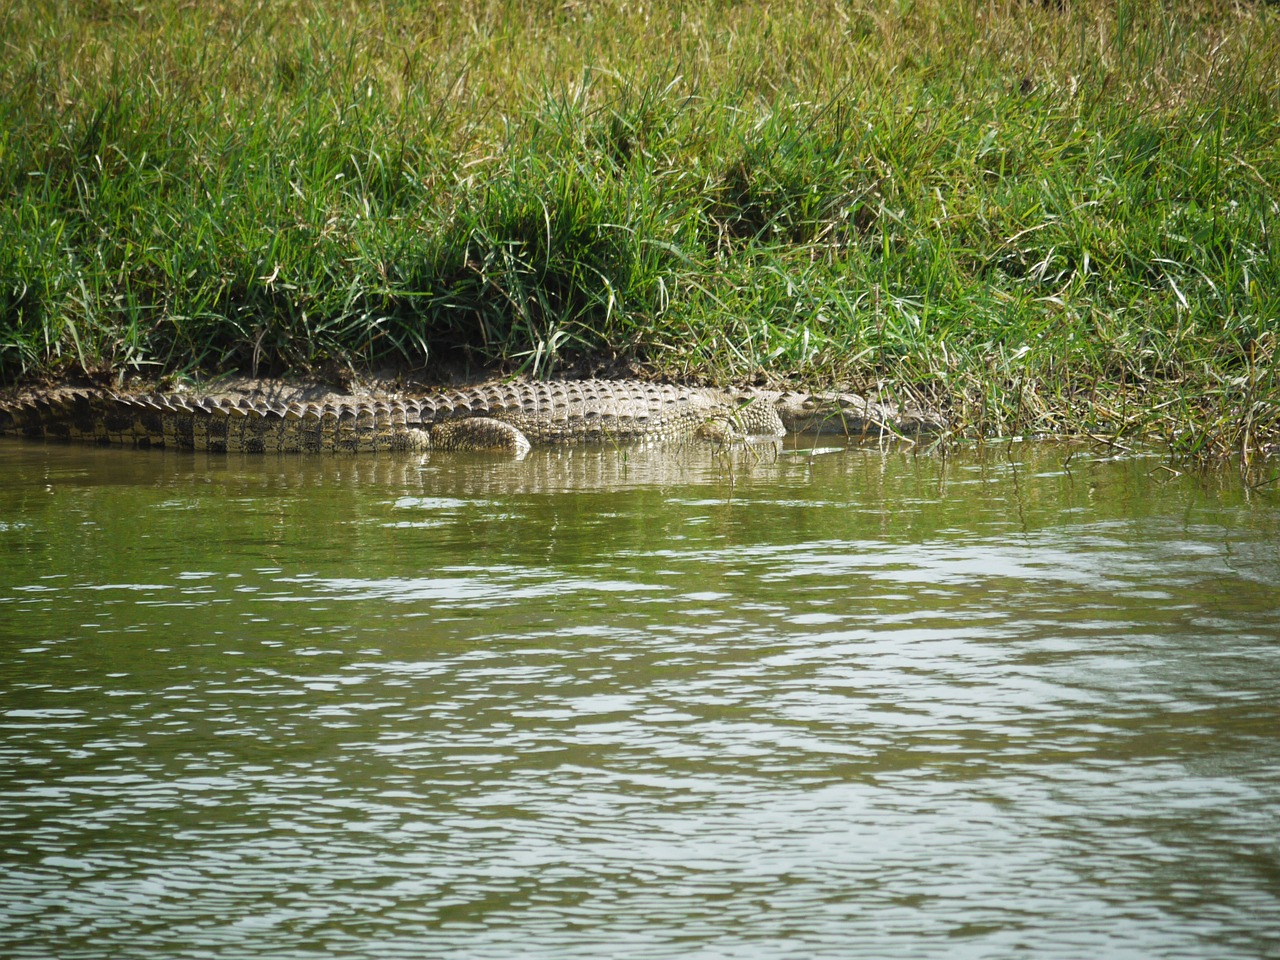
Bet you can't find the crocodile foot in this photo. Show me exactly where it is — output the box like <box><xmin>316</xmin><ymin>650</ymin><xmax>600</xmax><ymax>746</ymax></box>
<box><xmin>430</xmin><ymin>418</ymin><xmax>533</xmax><ymax>457</ymax></box>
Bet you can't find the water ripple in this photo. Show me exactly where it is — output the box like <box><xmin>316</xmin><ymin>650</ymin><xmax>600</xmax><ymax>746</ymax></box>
<box><xmin>0</xmin><ymin>443</ymin><xmax>1277</xmax><ymax>959</ymax></box>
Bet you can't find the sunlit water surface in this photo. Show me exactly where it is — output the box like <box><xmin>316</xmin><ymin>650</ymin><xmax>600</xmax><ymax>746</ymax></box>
<box><xmin>1</xmin><ymin>439</ymin><xmax>1278</xmax><ymax>959</ymax></box>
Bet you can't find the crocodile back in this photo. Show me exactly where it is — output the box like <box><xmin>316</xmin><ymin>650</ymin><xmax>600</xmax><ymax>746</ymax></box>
<box><xmin>0</xmin><ymin>380</ymin><xmax>780</xmax><ymax>452</ymax></box>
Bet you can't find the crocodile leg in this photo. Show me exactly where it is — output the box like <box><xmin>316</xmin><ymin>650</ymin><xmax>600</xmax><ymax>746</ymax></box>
<box><xmin>429</xmin><ymin>417</ymin><xmax>532</xmax><ymax>457</ymax></box>
<box><xmin>694</xmin><ymin>399</ymin><xmax>787</xmax><ymax>442</ymax></box>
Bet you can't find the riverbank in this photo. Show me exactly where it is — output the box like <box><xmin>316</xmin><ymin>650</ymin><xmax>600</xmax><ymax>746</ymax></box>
<box><xmin>1</xmin><ymin>0</ymin><xmax>1276</xmax><ymax>461</ymax></box>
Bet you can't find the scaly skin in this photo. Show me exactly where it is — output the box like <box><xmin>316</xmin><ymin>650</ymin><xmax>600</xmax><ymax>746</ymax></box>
<box><xmin>0</xmin><ymin>379</ymin><xmax>939</xmax><ymax>455</ymax></box>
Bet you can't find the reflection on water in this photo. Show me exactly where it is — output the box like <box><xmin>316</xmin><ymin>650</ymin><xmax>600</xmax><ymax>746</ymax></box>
<box><xmin>1</xmin><ymin>439</ymin><xmax>1278</xmax><ymax>959</ymax></box>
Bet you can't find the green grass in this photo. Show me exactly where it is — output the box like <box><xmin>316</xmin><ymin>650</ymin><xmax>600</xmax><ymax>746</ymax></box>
<box><xmin>1</xmin><ymin>0</ymin><xmax>1278</xmax><ymax>461</ymax></box>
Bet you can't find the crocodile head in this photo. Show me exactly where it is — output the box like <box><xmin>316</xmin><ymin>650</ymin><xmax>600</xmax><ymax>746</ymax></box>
<box><xmin>774</xmin><ymin>391</ymin><xmax>884</xmax><ymax>435</ymax></box>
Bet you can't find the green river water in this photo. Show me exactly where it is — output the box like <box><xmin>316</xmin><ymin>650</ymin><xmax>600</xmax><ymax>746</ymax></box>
<box><xmin>1</xmin><ymin>438</ymin><xmax>1278</xmax><ymax>959</ymax></box>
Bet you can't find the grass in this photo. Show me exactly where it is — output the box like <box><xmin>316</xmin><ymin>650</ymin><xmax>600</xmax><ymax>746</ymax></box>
<box><xmin>1</xmin><ymin>0</ymin><xmax>1277</xmax><ymax>462</ymax></box>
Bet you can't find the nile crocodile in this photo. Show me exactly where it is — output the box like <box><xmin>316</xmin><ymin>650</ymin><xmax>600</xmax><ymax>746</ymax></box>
<box><xmin>0</xmin><ymin>379</ymin><xmax>937</xmax><ymax>455</ymax></box>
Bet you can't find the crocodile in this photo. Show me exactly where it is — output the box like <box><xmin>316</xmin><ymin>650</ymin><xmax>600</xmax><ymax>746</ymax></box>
<box><xmin>0</xmin><ymin>379</ymin><xmax>938</xmax><ymax>456</ymax></box>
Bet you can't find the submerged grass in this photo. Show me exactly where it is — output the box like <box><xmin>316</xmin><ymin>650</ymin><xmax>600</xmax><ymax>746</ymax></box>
<box><xmin>1</xmin><ymin>0</ymin><xmax>1277</xmax><ymax>461</ymax></box>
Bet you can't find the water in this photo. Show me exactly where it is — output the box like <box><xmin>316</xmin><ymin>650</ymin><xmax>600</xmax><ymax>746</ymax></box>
<box><xmin>1</xmin><ymin>439</ymin><xmax>1278</xmax><ymax>959</ymax></box>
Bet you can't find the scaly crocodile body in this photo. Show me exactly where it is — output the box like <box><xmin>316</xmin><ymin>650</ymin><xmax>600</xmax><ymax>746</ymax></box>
<box><xmin>0</xmin><ymin>379</ymin><xmax>935</xmax><ymax>455</ymax></box>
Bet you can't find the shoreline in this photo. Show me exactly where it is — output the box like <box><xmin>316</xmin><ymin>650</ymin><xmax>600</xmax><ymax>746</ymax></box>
<box><xmin>2</xmin><ymin>369</ymin><xmax>1276</xmax><ymax>469</ymax></box>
